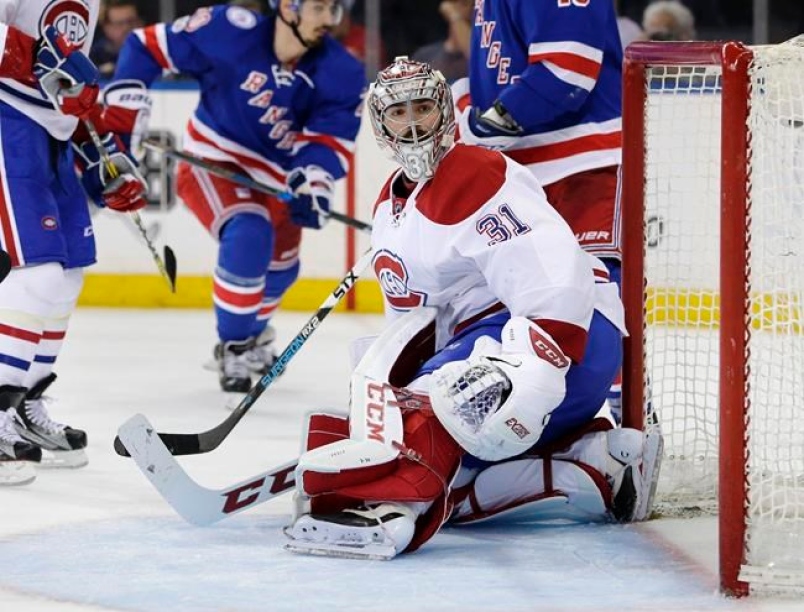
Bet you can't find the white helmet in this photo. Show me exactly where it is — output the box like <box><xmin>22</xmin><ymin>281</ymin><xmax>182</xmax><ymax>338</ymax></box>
<box><xmin>367</xmin><ymin>57</ymin><xmax>455</xmax><ymax>182</ymax></box>
<box><xmin>268</xmin><ymin>0</ymin><xmax>347</xmax><ymax>26</ymax></box>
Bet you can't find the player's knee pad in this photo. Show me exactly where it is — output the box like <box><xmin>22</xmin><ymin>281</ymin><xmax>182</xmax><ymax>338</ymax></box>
<box><xmin>0</xmin><ymin>263</ymin><xmax>79</xmax><ymax>317</ymax></box>
<box><xmin>218</xmin><ymin>214</ymin><xmax>273</xmax><ymax>278</ymax></box>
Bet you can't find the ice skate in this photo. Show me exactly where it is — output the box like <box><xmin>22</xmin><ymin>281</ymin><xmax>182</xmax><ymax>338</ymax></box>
<box><xmin>0</xmin><ymin>387</ymin><xmax>42</xmax><ymax>485</ymax></box>
<box><xmin>243</xmin><ymin>326</ymin><xmax>279</xmax><ymax>376</ymax></box>
<box><xmin>284</xmin><ymin>503</ymin><xmax>416</xmax><ymax>560</ymax></box>
<box><xmin>214</xmin><ymin>339</ymin><xmax>254</xmax><ymax>393</ymax></box>
<box><xmin>15</xmin><ymin>374</ymin><xmax>88</xmax><ymax>469</ymax></box>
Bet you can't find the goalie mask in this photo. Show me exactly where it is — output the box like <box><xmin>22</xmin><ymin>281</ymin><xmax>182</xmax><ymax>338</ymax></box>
<box><xmin>367</xmin><ymin>57</ymin><xmax>455</xmax><ymax>182</ymax></box>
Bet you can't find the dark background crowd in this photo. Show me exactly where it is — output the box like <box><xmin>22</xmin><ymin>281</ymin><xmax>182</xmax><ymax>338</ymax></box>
<box><xmin>93</xmin><ymin>0</ymin><xmax>804</xmax><ymax>82</ymax></box>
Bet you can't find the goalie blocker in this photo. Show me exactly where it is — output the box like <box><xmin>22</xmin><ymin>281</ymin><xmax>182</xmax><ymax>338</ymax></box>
<box><xmin>284</xmin><ymin>308</ymin><xmax>662</xmax><ymax>560</ymax></box>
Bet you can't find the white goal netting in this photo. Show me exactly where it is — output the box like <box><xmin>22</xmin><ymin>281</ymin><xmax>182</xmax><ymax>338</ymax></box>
<box><xmin>639</xmin><ymin>37</ymin><xmax>804</xmax><ymax>592</ymax></box>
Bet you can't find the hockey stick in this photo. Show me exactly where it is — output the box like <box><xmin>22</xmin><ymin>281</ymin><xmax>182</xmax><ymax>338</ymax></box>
<box><xmin>117</xmin><ymin>413</ymin><xmax>297</xmax><ymax>525</ymax></box>
<box><xmin>0</xmin><ymin>249</ymin><xmax>11</xmax><ymax>283</ymax></box>
<box><xmin>113</xmin><ymin>248</ymin><xmax>373</xmax><ymax>457</ymax></box>
<box><xmin>85</xmin><ymin>122</ymin><xmax>178</xmax><ymax>293</ymax></box>
<box><xmin>142</xmin><ymin>139</ymin><xmax>373</xmax><ymax>234</ymax></box>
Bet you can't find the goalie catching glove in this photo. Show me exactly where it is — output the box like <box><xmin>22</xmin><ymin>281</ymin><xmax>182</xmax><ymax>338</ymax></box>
<box><xmin>286</xmin><ymin>165</ymin><xmax>333</xmax><ymax>229</ymax></box>
<box><xmin>73</xmin><ymin>133</ymin><xmax>147</xmax><ymax>212</ymax></box>
<box><xmin>33</xmin><ymin>25</ymin><xmax>100</xmax><ymax>119</ymax></box>
<box><xmin>430</xmin><ymin>317</ymin><xmax>570</xmax><ymax>461</ymax></box>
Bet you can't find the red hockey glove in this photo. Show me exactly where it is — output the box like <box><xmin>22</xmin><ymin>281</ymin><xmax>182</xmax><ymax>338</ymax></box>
<box><xmin>33</xmin><ymin>25</ymin><xmax>100</xmax><ymax>119</ymax></box>
<box><xmin>73</xmin><ymin>133</ymin><xmax>147</xmax><ymax>212</ymax></box>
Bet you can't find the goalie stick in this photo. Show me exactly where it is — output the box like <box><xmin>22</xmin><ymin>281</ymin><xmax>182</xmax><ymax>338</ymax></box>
<box><xmin>142</xmin><ymin>139</ymin><xmax>373</xmax><ymax>234</ymax></box>
<box><xmin>113</xmin><ymin>249</ymin><xmax>373</xmax><ymax>457</ymax></box>
<box><xmin>117</xmin><ymin>414</ymin><xmax>296</xmax><ymax>525</ymax></box>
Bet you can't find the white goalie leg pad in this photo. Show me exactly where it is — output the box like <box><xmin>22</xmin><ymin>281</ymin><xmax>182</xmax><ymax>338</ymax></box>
<box><xmin>351</xmin><ymin>306</ymin><xmax>437</xmax><ymax>384</ymax></box>
<box><xmin>284</xmin><ymin>502</ymin><xmax>418</xmax><ymax>561</ymax></box>
<box><xmin>451</xmin><ymin>459</ymin><xmax>608</xmax><ymax>524</ymax></box>
<box><xmin>296</xmin><ymin>437</ymin><xmax>400</xmax><ymax>496</ymax></box>
<box><xmin>553</xmin><ymin>426</ymin><xmax>662</xmax><ymax>522</ymax></box>
<box><xmin>431</xmin><ymin>320</ymin><xmax>569</xmax><ymax>461</ymax></box>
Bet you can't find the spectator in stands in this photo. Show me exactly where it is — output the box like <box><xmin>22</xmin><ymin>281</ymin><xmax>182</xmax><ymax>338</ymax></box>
<box><xmin>228</xmin><ymin>0</ymin><xmax>265</xmax><ymax>12</ymax></box>
<box><xmin>411</xmin><ymin>0</ymin><xmax>473</xmax><ymax>83</ymax></box>
<box><xmin>642</xmin><ymin>1</ymin><xmax>697</xmax><ymax>41</ymax></box>
<box><xmin>616</xmin><ymin>0</ymin><xmax>646</xmax><ymax>50</ymax></box>
<box><xmin>332</xmin><ymin>0</ymin><xmax>387</xmax><ymax>66</ymax></box>
<box><xmin>91</xmin><ymin>0</ymin><xmax>145</xmax><ymax>79</ymax></box>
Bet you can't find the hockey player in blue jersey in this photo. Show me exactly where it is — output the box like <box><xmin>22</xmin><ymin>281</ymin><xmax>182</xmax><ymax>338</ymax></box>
<box><xmin>454</xmin><ymin>0</ymin><xmax>626</xmax><ymax>420</ymax></box>
<box><xmin>0</xmin><ymin>0</ymin><xmax>148</xmax><ymax>485</ymax></box>
<box><xmin>111</xmin><ymin>0</ymin><xmax>367</xmax><ymax>393</ymax></box>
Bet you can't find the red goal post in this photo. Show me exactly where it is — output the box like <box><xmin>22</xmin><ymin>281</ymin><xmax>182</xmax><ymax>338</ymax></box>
<box><xmin>621</xmin><ymin>39</ymin><xmax>804</xmax><ymax>597</ymax></box>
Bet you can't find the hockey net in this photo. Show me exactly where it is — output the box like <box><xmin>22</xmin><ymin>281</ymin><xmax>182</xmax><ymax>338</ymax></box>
<box><xmin>621</xmin><ymin>38</ymin><xmax>804</xmax><ymax>596</ymax></box>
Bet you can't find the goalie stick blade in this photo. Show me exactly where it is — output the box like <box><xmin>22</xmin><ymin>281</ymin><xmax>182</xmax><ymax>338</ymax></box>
<box><xmin>116</xmin><ymin>413</ymin><xmax>297</xmax><ymax>525</ymax></box>
<box><xmin>113</xmin><ymin>430</ymin><xmax>201</xmax><ymax>457</ymax></box>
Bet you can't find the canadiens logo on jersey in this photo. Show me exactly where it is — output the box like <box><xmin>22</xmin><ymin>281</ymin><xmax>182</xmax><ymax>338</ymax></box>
<box><xmin>372</xmin><ymin>250</ymin><xmax>427</xmax><ymax>311</ymax></box>
<box><xmin>39</xmin><ymin>0</ymin><xmax>91</xmax><ymax>43</ymax></box>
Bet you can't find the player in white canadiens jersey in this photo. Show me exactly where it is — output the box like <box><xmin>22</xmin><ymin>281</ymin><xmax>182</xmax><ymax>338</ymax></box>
<box><xmin>283</xmin><ymin>58</ymin><xmax>662</xmax><ymax>560</ymax></box>
<box><xmin>0</xmin><ymin>0</ymin><xmax>149</xmax><ymax>484</ymax></box>
<box><xmin>110</xmin><ymin>0</ymin><xmax>367</xmax><ymax>393</ymax></box>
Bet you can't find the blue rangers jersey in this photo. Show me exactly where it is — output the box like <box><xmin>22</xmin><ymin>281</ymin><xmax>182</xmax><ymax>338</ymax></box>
<box><xmin>113</xmin><ymin>5</ymin><xmax>366</xmax><ymax>190</ymax></box>
<box><xmin>462</xmin><ymin>0</ymin><xmax>623</xmax><ymax>185</ymax></box>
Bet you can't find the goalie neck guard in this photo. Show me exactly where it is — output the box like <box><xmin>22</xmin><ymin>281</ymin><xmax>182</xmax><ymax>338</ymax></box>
<box><xmin>367</xmin><ymin>57</ymin><xmax>455</xmax><ymax>182</ymax></box>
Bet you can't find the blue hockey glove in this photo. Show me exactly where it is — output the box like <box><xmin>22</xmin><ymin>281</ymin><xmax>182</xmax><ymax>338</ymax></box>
<box><xmin>286</xmin><ymin>166</ymin><xmax>333</xmax><ymax>229</ymax></box>
<box><xmin>33</xmin><ymin>25</ymin><xmax>100</xmax><ymax>119</ymax></box>
<box><xmin>457</xmin><ymin>102</ymin><xmax>522</xmax><ymax>151</ymax></box>
<box><xmin>73</xmin><ymin>133</ymin><xmax>147</xmax><ymax>212</ymax></box>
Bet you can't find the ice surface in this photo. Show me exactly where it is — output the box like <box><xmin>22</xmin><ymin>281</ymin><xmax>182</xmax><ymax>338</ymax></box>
<box><xmin>0</xmin><ymin>309</ymin><xmax>801</xmax><ymax>611</ymax></box>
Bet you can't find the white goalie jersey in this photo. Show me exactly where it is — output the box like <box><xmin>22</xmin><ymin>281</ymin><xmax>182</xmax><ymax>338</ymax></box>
<box><xmin>370</xmin><ymin>143</ymin><xmax>625</xmax><ymax>359</ymax></box>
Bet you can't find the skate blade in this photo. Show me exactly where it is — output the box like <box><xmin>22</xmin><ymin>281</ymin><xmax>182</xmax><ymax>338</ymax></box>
<box><xmin>38</xmin><ymin>448</ymin><xmax>88</xmax><ymax>469</ymax></box>
<box><xmin>283</xmin><ymin>525</ymin><xmax>397</xmax><ymax>560</ymax></box>
<box><xmin>0</xmin><ymin>461</ymin><xmax>37</xmax><ymax>485</ymax></box>
<box><xmin>284</xmin><ymin>541</ymin><xmax>396</xmax><ymax>561</ymax></box>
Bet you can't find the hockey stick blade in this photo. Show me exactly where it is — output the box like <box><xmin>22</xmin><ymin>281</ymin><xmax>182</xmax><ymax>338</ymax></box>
<box><xmin>113</xmin><ymin>250</ymin><xmax>373</xmax><ymax>457</ymax></box>
<box><xmin>163</xmin><ymin>245</ymin><xmax>178</xmax><ymax>290</ymax></box>
<box><xmin>117</xmin><ymin>414</ymin><xmax>297</xmax><ymax>525</ymax></box>
<box><xmin>0</xmin><ymin>249</ymin><xmax>11</xmax><ymax>283</ymax></box>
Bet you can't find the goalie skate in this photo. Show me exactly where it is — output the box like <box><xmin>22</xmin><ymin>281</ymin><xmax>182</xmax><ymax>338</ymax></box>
<box><xmin>15</xmin><ymin>375</ymin><xmax>88</xmax><ymax>469</ymax></box>
<box><xmin>284</xmin><ymin>504</ymin><xmax>416</xmax><ymax>561</ymax></box>
<box><xmin>605</xmin><ymin>424</ymin><xmax>663</xmax><ymax>522</ymax></box>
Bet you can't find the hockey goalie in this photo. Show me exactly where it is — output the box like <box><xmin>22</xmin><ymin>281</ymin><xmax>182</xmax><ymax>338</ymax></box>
<box><xmin>283</xmin><ymin>58</ymin><xmax>662</xmax><ymax>560</ymax></box>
